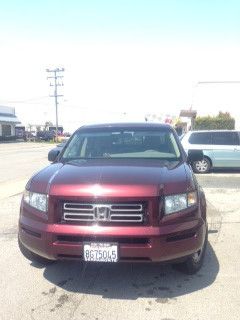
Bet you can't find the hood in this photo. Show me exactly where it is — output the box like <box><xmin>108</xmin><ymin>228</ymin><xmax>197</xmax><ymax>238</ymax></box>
<box><xmin>29</xmin><ymin>159</ymin><xmax>189</xmax><ymax>198</ymax></box>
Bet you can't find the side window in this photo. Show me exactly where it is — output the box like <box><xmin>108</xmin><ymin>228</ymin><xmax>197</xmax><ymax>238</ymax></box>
<box><xmin>237</xmin><ymin>132</ymin><xmax>240</xmax><ymax>146</ymax></box>
<box><xmin>212</xmin><ymin>132</ymin><xmax>239</xmax><ymax>146</ymax></box>
<box><xmin>63</xmin><ymin>135</ymin><xmax>84</xmax><ymax>158</ymax></box>
<box><xmin>188</xmin><ymin>132</ymin><xmax>212</xmax><ymax>145</ymax></box>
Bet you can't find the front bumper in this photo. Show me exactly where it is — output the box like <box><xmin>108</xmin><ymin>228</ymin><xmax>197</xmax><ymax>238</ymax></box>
<box><xmin>19</xmin><ymin>214</ymin><xmax>206</xmax><ymax>263</ymax></box>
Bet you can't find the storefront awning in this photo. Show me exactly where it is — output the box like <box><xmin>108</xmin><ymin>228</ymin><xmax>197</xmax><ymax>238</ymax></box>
<box><xmin>0</xmin><ymin>116</ymin><xmax>21</xmax><ymax>124</ymax></box>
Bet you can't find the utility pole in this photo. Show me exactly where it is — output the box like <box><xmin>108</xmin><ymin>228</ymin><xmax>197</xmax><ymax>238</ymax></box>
<box><xmin>46</xmin><ymin>68</ymin><xmax>64</xmax><ymax>142</ymax></box>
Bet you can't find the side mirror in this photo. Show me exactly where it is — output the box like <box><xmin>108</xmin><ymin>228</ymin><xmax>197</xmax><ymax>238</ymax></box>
<box><xmin>187</xmin><ymin>149</ymin><xmax>203</xmax><ymax>163</ymax></box>
<box><xmin>48</xmin><ymin>149</ymin><xmax>60</xmax><ymax>162</ymax></box>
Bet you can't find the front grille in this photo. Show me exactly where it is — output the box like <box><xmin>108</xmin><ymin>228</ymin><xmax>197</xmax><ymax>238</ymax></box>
<box><xmin>57</xmin><ymin>235</ymin><xmax>149</xmax><ymax>244</ymax></box>
<box><xmin>63</xmin><ymin>203</ymin><xmax>145</xmax><ymax>223</ymax></box>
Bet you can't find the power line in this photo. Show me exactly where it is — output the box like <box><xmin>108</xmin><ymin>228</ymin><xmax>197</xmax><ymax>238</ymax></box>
<box><xmin>0</xmin><ymin>96</ymin><xmax>49</xmax><ymax>104</ymax></box>
<box><xmin>46</xmin><ymin>67</ymin><xmax>64</xmax><ymax>141</ymax></box>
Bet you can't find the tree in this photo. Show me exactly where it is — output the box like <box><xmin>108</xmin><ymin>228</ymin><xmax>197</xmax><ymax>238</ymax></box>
<box><xmin>194</xmin><ymin>112</ymin><xmax>235</xmax><ymax>130</ymax></box>
<box><xmin>218</xmin><ymin>111</ymin><xmax>231</xmax><ymax>119</ymax></box>
<box><xmin>44</xmin><ymin>121</ymin><xmax>53</xmax><ymax>131</ymax></box>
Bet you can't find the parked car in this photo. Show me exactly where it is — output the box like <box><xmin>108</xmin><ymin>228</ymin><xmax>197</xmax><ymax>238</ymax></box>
<box><xmin>36</xmin><ymin>130</ymin><xmax>55</xmax><ymax>141</ymax></box>
<box><xmin>181</xmin><ymin>130</ymin><xmax>240</xmax><ymax>173</ymax></box>
<box><xmin>18</xmin><ymin>123</ymin><xmax>207</xmax><ymax>274</ymax></box>
<box><xmin>25</xmin><ymin>131</ymin><xmax>36</xmax><ymax>141</ymax></box>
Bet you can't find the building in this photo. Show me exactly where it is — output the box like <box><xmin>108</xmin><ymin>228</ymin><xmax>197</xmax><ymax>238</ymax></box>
<box><xmin>0</xmin><ymin>106</ymin><xmax>21</xmax><ymax>140</ymax></box>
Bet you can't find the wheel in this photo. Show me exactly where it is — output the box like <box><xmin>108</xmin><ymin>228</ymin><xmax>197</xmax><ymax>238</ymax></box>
<box><xmin>173</xmin><ymin>229</ymin><xmax>208</xmax><ymax>275</ymax></box>
<box><xmin>192</xmin><ymin>157</ymin><xmax>211</xmax><ymax>174</ymax></box>
<box><xmin>18</xmin><ymin>235</ymin><xmax>53</xmax><ymax>265</ymax></box>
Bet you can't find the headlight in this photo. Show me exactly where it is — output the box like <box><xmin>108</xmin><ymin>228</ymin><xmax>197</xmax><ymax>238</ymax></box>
<box><xmin>23</xmin><ymin>190</ymin><xmax>48</xmax><ymax>212</ymax></box>
<box><xmin>164</xmin><ymin>192</ymin><xmax>197</xmax><ymax>215</ymax></box>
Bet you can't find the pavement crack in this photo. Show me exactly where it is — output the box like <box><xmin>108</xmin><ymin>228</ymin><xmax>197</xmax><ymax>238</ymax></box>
<box><xmin>69</xmin><ymin>264</ymin><xmax>103</xmax><ymax>320</ymax></box>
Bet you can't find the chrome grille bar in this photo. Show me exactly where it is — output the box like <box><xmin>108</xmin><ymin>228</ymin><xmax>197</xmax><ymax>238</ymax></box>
<box><xmin>64</xmin><ymin>213</ymin><xmax>95</xmax><ymax>221</ymax></box>
<box><xmin>63</xmin><ymin>203</ymin><xmax>94</xmax><ymax>211</ymax></box>
<box><xmin>110</xmin><ymin>204</ymin><xmax>143</xmax><ymax>211</ymax></box>
<box><xmin>110</xmin><ymin>214</ymin><xmax>143</xmax><ymax>222</ymax></box>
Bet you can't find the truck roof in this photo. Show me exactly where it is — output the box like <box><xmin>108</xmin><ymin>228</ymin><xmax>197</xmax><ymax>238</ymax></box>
<box><xmin>79</xmin><ymin>122</ymin><xmax>172</xmax><ymax>130</ymax></box>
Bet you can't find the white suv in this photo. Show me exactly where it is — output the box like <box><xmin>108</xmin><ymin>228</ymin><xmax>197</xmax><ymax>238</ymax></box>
<box><xmin>181</xmin><ymin>130</ymin><xmax>240</xmax><ymax>173</ymax></box>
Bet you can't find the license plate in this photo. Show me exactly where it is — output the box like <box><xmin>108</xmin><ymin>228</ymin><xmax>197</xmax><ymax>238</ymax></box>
<box><xmin>83</xmin><ymin>242</ymin><xmax>118</xmax><ymax>262</ymax></box>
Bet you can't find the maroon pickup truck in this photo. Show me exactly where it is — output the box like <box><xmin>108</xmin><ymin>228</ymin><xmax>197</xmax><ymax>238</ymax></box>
<box><xmin>18</xmin><ymin>123</ymin><xmax>207</xmax><ymax>274</ymax></box>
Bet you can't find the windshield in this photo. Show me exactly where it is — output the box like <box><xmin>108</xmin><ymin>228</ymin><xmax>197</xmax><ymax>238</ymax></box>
<box><xmin>61</xmin><ymin>129</ymin><xmax>181</xmax><ymax>161</ymax></box>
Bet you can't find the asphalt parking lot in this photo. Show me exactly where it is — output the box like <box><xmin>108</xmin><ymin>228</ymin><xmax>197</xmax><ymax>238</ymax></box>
<box><xmin>0</xmin><ymin>142</ymin><xmax>240</xmax><ymax>320</ymax></box>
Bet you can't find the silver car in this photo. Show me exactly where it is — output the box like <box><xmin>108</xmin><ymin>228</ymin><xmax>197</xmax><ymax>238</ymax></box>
<box><xmin>181</xmin><ymin>130</ymin><xmax>240</xmax><ymax>173</ymax></box>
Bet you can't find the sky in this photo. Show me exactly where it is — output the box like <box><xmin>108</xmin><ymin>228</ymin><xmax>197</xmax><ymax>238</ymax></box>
<box><xmin>1</xmin><ymin>0</ymin><xmax>240</xmax><ymax>131</ymax></box>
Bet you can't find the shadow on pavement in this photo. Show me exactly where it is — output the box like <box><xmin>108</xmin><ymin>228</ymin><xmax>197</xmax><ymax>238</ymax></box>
<box><xmin>211</xmin><ymin>168</ymin><xmax>240</xmax><ymax>174</ymax></box>
<box><xmin>196</xmin><ymin>168</ymin><xmax>240</xmax><ymax>175</ymax></box>
<box><xmin>40</xmin><ymin>242</ymin><xmax>219</xmax><ymax>300</ymax></box>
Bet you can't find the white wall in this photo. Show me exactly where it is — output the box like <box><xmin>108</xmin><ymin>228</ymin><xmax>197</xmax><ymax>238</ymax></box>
<box><xmin>0</xmin><ymin>106</ymin><xmax>15</xmax><ymax>115</ymax></box>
